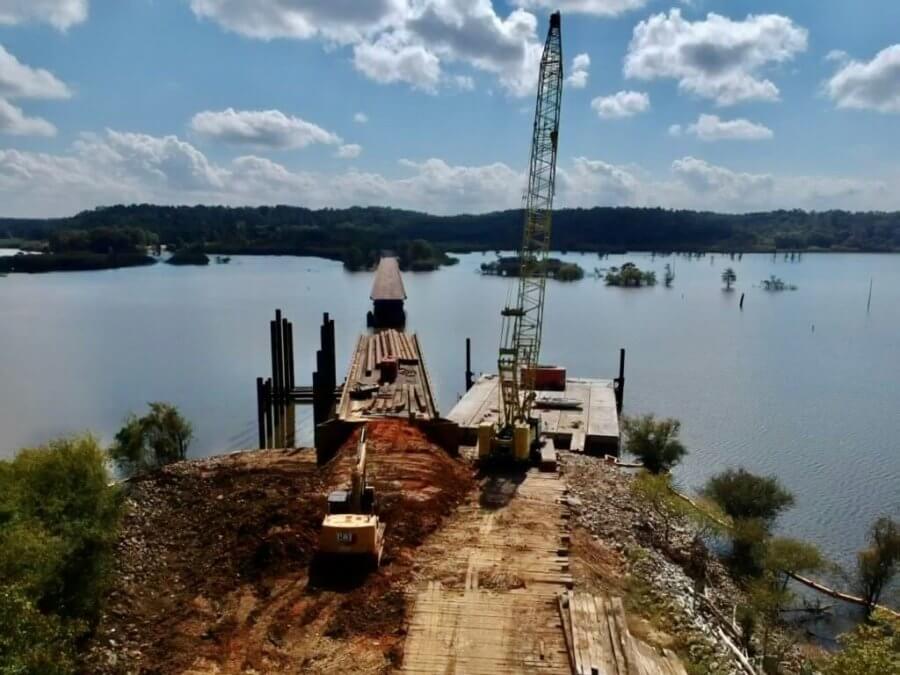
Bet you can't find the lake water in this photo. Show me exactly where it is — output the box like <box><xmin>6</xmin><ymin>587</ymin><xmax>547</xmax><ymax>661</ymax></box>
<box><xmin>1</xmin><ymin>251</ymin><xmax>898</xmax><ymax>584</ymax></box>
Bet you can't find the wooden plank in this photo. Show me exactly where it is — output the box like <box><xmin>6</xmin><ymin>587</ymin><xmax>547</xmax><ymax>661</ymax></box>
<box><xmin>558</xmin><ymin>594</ymin><xmax>576</xmax><ymax>675</ymax></box>
<box><xmin>607</xmin><ymin>597</ymin><xmax>630</xmax><ymax>675</ymax></box>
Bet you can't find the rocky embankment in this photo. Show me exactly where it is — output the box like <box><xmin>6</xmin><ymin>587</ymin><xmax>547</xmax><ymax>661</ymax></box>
<box><xmin>561</xmin><ymin>453</ymin><xmax>813</xmax><ymax>675</ymax></box>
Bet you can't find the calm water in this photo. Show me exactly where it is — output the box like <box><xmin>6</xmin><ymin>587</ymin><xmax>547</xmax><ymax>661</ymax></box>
<box><xmin>1</xmin><ymin>252</ymin><xmax>898</xmax><ymax>580</ymax></box>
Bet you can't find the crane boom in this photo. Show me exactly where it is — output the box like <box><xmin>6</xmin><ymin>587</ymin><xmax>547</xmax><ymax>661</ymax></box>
<box><xmin>498</xmin><ymin>12</ymin><xmax>563</xmax><ymax>432</ymax></box>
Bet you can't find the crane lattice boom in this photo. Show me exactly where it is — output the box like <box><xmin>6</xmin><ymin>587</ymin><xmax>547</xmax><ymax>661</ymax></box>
<box><xmin>498</xmin><ymin>12</ymin><xmax>563</xmax><ymax>431</ymax></box>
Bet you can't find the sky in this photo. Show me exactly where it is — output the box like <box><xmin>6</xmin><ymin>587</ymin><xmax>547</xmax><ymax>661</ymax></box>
<box><xmin>1</xmin><ymin>0</ymin><xmax>899</xmax><ymax>217</ymax></box>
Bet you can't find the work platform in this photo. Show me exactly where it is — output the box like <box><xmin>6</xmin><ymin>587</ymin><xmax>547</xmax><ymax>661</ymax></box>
<box><xmin>448</xmin><ymin>374</ymin><xmax>620</xmax><ymax>456</ymax></box>
<box><xmin>369</xmin><ymin>256</ymin><xmax>406</xmax><ymax>328</ymax></box>
<box><xmin>337</xmin><ymin>329</ymin><xmax>439</xmax><ymax>422</ymax></box>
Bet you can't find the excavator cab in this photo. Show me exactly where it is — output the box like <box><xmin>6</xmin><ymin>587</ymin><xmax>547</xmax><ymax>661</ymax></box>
<box><xmin>317</xmin><ymin>426</ymin><xmax>385</xmax><ymax>570</ymax></box>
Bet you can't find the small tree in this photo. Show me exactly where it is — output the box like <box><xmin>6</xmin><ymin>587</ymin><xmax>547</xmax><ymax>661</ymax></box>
<box><xmin>722</xmin><ymin>267</ymin><xmax>737</xmax><ymax>290</ymax></box>
<box><xmin>702</xmin><ymin>468</ymin><xmax>794</xmax><ymax>525</ymax></box>
<box><xmin>621</xmin><ymin>415</ymin><xmax>688</xmax><ymax>474</ymax></box>
<box><xmin>110</xmin><ymin>402</ymin><xmax>193</xmax><ymax>475</ymax></box>
<box><xmin>764</xmin><ymin>537</ymin><xmax>825</xmax><ymax>591</ymax></box>
<box><xmin>703</xmin><ymin>468</ymin><xmax>794</xmax><ymax>571</ymax></box>
<box><xmin>856</xmin><ymin>517</ymin><xmax>900</xmax><ymax>617</ymax></box>
<box><xmin>630</xmin><ymin>472</ymin><xmax>690</xmax><ymax>543</ymax></box>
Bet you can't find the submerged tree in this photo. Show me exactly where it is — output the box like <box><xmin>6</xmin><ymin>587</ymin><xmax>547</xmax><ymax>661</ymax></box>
<box><xmin>622</xmin><ymin>415</ymin><xmax>688</xmax><ymax>474</ymax></box>
<box><xmin>855</xmin><ymin>516</ymin><xmax>900</xmax><ymax>617</ymax></box>
<box><xmin>722</xmin><ymin>267</ymin><xmax>737</xmax><ymax>291</ymax></box>
<box><xmin>764</xmin><ymin>536</ymin><xmax>825</xmax><ymax>591</ymax></box>
<box><xmin>605</xmin><ymin>262</ymin><xmax>656</xmax><ymax>287</ymax></box>
<box><xmin>110</xmin><ymin>402</ymin><xmax>193</xmax><ymax>475</ymax></box>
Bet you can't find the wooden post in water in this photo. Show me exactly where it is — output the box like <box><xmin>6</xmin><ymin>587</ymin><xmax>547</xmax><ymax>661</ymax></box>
<box><xmin>264</xmin><ymin>378</ymin><xmax>274</xmax><ymax>448</ymax></box>
<box><xmin>739</xmin><ymin>292</ymin><xmax>745</xmax><ymax>310</ymax></box>
<box><xmin>465</xmin><ymin>337</ymin><xmax>474</xmax><ymax>391</ymax></box>
<box><xmin>256</xmin><ymin>377</ymin><xmax>266</xmax><ymax>449</ymax></box>
<box><xmin>272</xmin><ymin>309</ymin><xmax>284</xmax><ymax>399</ymax></box>
<box><xmin>614</xmin><ymin>348</ymin><xmax>626</xmax><ymax>414</ymax></box>
<box><xmin>867</xmin><ymin>278</ymin><xmax>873</xmax><ymax>313</ymax></box>
<box><xmin>312</xmin><ymin>371</ymin><xmax>324</xmax><ymax>427</ymax></box>
<box><xmin>285</xmin><ymin>320</ymin><xmax>295</xmax><ymax>391</ymax></box>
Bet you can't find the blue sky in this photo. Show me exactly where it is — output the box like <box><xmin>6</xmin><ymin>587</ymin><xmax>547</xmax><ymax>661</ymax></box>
<box><xmin>1</xmin><ymin>0</ymin><xmax>899</xmax><ymax>217</ymax></box>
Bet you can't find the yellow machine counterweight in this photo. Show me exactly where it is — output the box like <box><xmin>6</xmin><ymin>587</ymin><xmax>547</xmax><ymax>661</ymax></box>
<box><xmin>317</xmin><ymin>425</ymin><xmax>385</xmax><ymax>569</ymax></box>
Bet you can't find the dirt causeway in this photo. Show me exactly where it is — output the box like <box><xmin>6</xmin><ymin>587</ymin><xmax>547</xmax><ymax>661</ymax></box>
<box><xmin>84</xmin><ymin>421</ymin><xmax>473</xmax><ymax>674</ymax></box>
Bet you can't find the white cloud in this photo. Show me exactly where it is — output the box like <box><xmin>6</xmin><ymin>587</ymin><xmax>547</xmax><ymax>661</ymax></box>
<box><xmin>353</xmin><ymin>34</ymin><xmax>442</xmax><ymax>92</ymax></box>
<box><xmin>336</xmin><ymin>143</ymin><xmax>362</xmax><ymax>159</ymax></box>
<box><xmin>825</xmin><ymin>49</ymin><xmax>848</xmax><ymax>64</ymax></box>
<box><xmin>188</xmin><ymin>0</ymin><xmax>405</xmax><ymax>43</ymax></box>
<box><xmin>401</xmin><ymin>2</ymin><xmax>542</xmax><ymax>97</ymax></box>
<box><xmin>512</xmin><ymin>0</ymin><xmax>647</xmax><ymax>17</ymax></box>
<box><xmin>452</xmin><ymin>74</ymin><xmax>475</xmax><ymax>91</ymax></box>
<box><xmin>0</xmin><ymin>98</ymin><xmax>56</xmax><ymax>136</ymax></box>
<box><xmin>354</xmin><ymin>112</ymin><xmax>368</xmax><ymax>124</ymax></box>
<box><xmin>0</xmin><ymin>0</ymin><xmax>88</xmax><ymax>30</ymax></box>
<box><xmin>624</xmin><ymin>9</ymin><xmax>808</xmax><ymax>106</ymax></box>
<box><xmin>680</xmin><ymin>113</ymin><xmax>773</xmax><ymax>141</ymax></box>
<box><xmin>560</xmin><ymin>157</ymin><xmax>638</xmax><ymax>206</ymax></box>
<box><xmin>0</xmin><ymin>130</ymin><xmax>524</xmax><ymax>216</ymax></box>
<box><xmin>190</xmin><ymin>108</ymin><xmax>342</xmax><ymax>150</ymax></box>
<box><xmin>191</xmin><ymin>0</ymin><xmax>546</xmax><ymax>97</ymax></box>
<box><xmin>566</xmin><ymin>53</ymin><xmax>590</xmax><ymax>89</ymax></box>
<box><xmin>1</xmin><ymin>132</ymin><xmax>896</xmax><ymax>217</ymax></box>
<box><xmin>590</xmin><ymin>90</ymin><xmax>649</xmax><ymax>118</ymax></box>
<box><xmin>826</xmin><ymin>45</ymin><xmax>900</xmax><ymax>113</ymax></box>
<box><xmin>671</xmin><ymin>156</ymin><xmax>774</xmax><ymax>202</ymax></box>
<box><xmin>668</xmin><ymin>124</ymin><xmax>683</xmax><ymax>137</ymax></box>
<box><xmin>0</xmin><ymin>45</ymin><xmax>71</xmax><ymax>100</ymax></box>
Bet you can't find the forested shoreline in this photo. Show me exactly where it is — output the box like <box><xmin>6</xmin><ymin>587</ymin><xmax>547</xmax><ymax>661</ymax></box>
<box><xmin>1</xmin><ymin>204</ymin><xmax>898</xmax><ymax>274</ymax></box>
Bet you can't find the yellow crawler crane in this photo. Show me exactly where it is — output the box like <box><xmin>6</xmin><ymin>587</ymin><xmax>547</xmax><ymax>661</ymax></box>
<box><xmin>485</xmin><ymin>12</ymin><xmax>564</xmax><ymax>462</ymax></box>
<box><xmin>318</xmin><ymin>425</ymin><xmax>385</xmax><ymax>569</ymax></box>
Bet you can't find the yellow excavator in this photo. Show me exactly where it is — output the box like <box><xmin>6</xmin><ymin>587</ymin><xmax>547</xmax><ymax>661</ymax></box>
<box><xmin>317</xmin><ymin>425</ymin><xmax>385</xmax><ymax>570</ymax></box>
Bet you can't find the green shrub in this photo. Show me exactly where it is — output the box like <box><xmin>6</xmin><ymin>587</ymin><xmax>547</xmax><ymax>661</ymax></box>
<box><xmin>0</xmin><ymin>587</ymin><xmax>74</xmax><ymax>675</ymax></box>
<box><xmin>622</xmin><ymin>415</ymin><xmax>688</xmax><ymax>474</ymax></box>
<box><xmin>109</xmin><ymin>402</ymin><xmax>193</xmax><ymax>476</ymax></box>
<box><xmin>0</xmin><ymin>435</ymin><xmax>122</xmax><ymax>673</ymax></box>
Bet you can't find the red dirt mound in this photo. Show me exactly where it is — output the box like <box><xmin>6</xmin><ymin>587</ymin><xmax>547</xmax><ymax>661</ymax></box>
<box><xmin>84</xmin><ymin>422</ymin><xmax>473</xmax><ymax>674</ymax></box>
<box><xmin>324</xmin><ymin>419</ymin><xmax>473</xmax><ymax>559</ymax></box>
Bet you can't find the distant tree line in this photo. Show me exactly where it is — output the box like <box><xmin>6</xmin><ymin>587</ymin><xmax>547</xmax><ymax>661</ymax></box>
<box><xmin>1</xmin><ymin>204</ymin><xmax>898</xmax><ymax>266</ymax></box>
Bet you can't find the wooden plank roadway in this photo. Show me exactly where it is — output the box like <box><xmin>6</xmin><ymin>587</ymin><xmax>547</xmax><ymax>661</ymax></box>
<box><xmin>559</xmin><ymin>592</ymin><xmax>687</xmax><ymax>675</ymax></box>
<box><xmin>402</xmin><ymin>470</ymin><xmax>572</xmax><ymax>674</ymax></box>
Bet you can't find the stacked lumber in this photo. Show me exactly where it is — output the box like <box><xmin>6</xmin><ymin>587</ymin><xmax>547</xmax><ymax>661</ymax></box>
<box><xmin>362</xmin><ymin>381</ymin><xmax>428</xmax><ymax>416</ymax></box>
<box><xmin>558</xmin><ymin>592</ymin><xmax>686</xmax><ymax>675</ymax></box>
<box><xmin>364</xmin><ymin>329</ymin><xmax>418</xmax><ymax>375</ymax></box>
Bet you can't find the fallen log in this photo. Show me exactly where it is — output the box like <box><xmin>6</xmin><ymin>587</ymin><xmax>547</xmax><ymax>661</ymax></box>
<box><xmin>788</xmin><ymin>573</ymin><xmax>900</xmax><ymax>619</ymax></box>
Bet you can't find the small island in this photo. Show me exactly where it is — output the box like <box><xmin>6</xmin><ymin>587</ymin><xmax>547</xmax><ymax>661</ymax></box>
<box><xmin>0</xmin><ymin>226</ymin><xmax>156</xmax><ymax>274</ymax></box>
<box><xmin>166</xmin><ymin>248</ymin><xmax>210</xmax><ymax>266</ymax></box>
<box><xmin>480</xmin><ymin>256</ymin><xmax>584</xmax><ymax>281</ymax></box>
<box><xmin>604</xmin><ymin>262</ymin><xmax>657</xmax><ymax>287</ymax></box>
